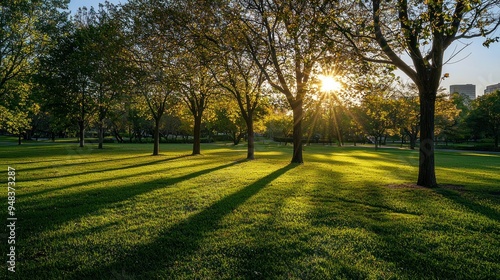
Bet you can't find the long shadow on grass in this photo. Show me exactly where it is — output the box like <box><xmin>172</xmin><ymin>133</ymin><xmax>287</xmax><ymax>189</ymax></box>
<box><xmin>17</xmin><ymin>154</ymin><xmax>153</xmax><ymax>172</ymax></box>
<box><xmin>21</xmin><ymin>159</ymin><xmax>247</xmax><ymax>238</ymax></box>
<box><xmin>81</xmin><ymin>163</ymin><xmax>298</xmax><ymax>279</ymax></box>
<box><xmin>434</xmin><ymin>187</ymin><xmax>500</xmax><ymax>223</ymax></box>
<box><xmin>308</xmin><ymin>184</ymin><xmax>464</xmax><ymax>278</ymax></box>
<box><xmin>21</xmin><ymin>154</ymin><xmax>192</xmax><ymax>183</ymax></box>
<box><xmin>19</xmin><ymin>155</ymin><xmax>200</xmax><ymax>199</ymax></box>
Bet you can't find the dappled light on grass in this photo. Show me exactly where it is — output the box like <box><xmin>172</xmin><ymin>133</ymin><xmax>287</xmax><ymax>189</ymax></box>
<box><xmin>2</xmin><ymin>142</ymin><xmax>499</xmax><ymax>279</ymax></box>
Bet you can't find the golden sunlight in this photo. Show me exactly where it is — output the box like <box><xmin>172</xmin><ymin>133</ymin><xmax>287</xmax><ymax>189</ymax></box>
<box><xmin>319</xmin><ymin>75</ymin><xmax>341</xmax><ymax>92</ymax></box>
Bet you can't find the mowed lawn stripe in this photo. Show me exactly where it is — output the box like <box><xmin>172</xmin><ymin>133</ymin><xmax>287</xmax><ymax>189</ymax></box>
<box><xmin>1</xmin><ymin>142</ymin><xmax>499</xmax><ymax>279</ymax></box>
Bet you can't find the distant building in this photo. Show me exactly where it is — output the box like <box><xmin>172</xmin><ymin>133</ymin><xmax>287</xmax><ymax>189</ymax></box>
<box><xmin>484</xmin><ymin>83</ymin><xmax>500</xmax><ymax>95</ymax></box>
<box><xmin>450</xmin><ymin>84</ymin><xmax>476</xmax><ymax>100</ymax></box>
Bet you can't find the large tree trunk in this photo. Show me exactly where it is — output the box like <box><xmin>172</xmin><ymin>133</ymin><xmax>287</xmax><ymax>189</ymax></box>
<box><xmin>78</xmin><ymin>120</ymin><xmax>85</xmax><ymax>148</ymax></box>
<box><xmin>291</xmin><ymin>100</ymin><xmax>303</xmax><ymax>163</ymax></box>
<box><xmin>192</xmin><ymin>114</ymin><xmax>202</xmax><ymax>155</ymax></box>
<box><xmin>246</xmin><ymin>117</ymin><xmax>255</xmax><ymax>160</ymax></box>
<box><xmin>417</xmin><ymin>92</ymin><xmax>437</xmax><ymax>187</ymax></box>
<box><xmin>153</xmin><ymin>118</ymin><xmax>160</xmax><ymax>156</ymax></box>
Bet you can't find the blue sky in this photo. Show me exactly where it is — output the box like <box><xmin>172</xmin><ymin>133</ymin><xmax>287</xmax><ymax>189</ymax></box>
<box><xmin>440</xmin><ymin>37</ymin><xmax>500</xmax><ymax>96</ymax></box>
<box><xmin>68</xmin><ymin>0</ymin><xmax>124</xmax><ymax>11</ymax></box>
<box><xmin>69</xmin><ymin>0</ymin><xmax>500</xmax><ymax>96</ymax></box>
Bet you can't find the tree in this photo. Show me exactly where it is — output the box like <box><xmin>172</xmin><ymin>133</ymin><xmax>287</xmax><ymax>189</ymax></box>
<box><xmin>209</xmin><ymin>107</ymin><xmax>246</xmax><ymax>145</ymax></box>
<box><xmin>360</xmin><ymin>91</ymin><xmax>395</xmax><ymax>149</ymax></box>
<box><xmin>264</xmin><ymin>109</ymin><xmax>293</xmax><ymax>141</ymax></box>
<box><xmin>180</xmin><ymin>63</ymin><xmax>217</xmax><ymax>155</ymax></box>
<box><xmin>210</xmin><ymin>23</ymin><xmax>266</xmax><ymax>159</ymax></box>
<box><xmin>1</xmin><ymin>0</ymin><xmax>68</xmax><ymax>141</ymax></box>
<box><xmin>85</xmin><ymin>4</ymin><xmax>130</xmax><ymax>149</ymax></box>
<box><xmin>394</xmin><ymin>83</ymin><xmax>421</xmax><ymax>149</ymax></box>
<box><xmin>341</xmin><ymin>0</ymin><xmax>500</xmax><ymax>186</ymax></box>
<box><xmin>447</xmin><ymin>92</ymin><xmax>472</xmax><ymax>143</ymax></box>
<box><xmin>467</xmin><ymin>90</ymin><xmax>500</xmax><ymax>148</ymax></box>
<box><xmin>238</xmin><ymin>0</ymin><xmax>342</xmax><ymax>163</ymax></box>
<box><xmin>435</xmin><ymin>93</ymin><xmax>461</xmax><ymax>145</ymax></box>
<box><xmin>120</xmin><ymin>0</ymin><xmax>181</xmax><ymax>155</ymax></box>
<box><xmin>37</xmin><ymin>21</ymin><xmax>97</xmax><ymax>148</ymax></box>
<box><xmin>172</xmin><ymin>0</ymin><xmax>222</xmax><ymax>155</ymax></box>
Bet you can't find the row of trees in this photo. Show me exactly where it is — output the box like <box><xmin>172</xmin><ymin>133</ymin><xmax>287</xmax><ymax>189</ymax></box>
<box><xmin>1</xmin><ymin>0</ymin><xmax>499</xmax><ymax>187</ymax></box>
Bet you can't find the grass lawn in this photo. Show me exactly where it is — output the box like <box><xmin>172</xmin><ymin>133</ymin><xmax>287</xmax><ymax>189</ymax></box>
<box><xmin>1</xmin><ymin>141</ymin><xmax>499</xmax><ymax>279</ymax></box>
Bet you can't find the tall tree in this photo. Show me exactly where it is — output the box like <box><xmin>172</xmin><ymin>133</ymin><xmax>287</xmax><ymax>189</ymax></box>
<box><xmin>37</xmin><ymin>21</ymin><xmax>96</xmax><ymax>148</ymax></box>
<box><xmin>1</xmin><ymin>0</ymin><xmax>68</xmax><ymax>140</ymax></box>
<box><xmin>210</xmin><ymin>25</ymin><xmax>266</xmax><ymax>159</ymax></box>
<box><xmin>180</xmin><ymin>63</ymin><xmax>217</xmax><ymax>155</ymax></box>
<box><xmin>238</xmin><ymin>0</ymin><xmax>341</xmax><ymax>163</ymax></box>
<box><xmin>173</xmin><ymin>0</ymin><xmax>222</xmax><ymax>155</ymax></box>
<box><xmin>120</xmin><ymin>0</ymin><xmax>181</xmax><ymax>155</ymax></box>
<box><xmin>74</xmin><ymin>4</ymin><xmax>130</xmax><ymax>149</ymax></box>
<box><xmin>341</xmin><ymin>0</ymin><xmax>500</xmax><ymax>186</ymax></box>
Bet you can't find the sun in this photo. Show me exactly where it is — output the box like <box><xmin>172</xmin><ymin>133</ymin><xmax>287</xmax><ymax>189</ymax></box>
<box><xmin>319</xmin><ymin>75</ymin><xmax>341</xmax><ymax>92</ymax></box>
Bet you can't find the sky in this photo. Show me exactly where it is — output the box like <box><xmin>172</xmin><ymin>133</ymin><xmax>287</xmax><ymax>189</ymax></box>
<box><xmin>68</xmin><ymin>0</ymin><xmax>500</xmax><ymax>97</ymax></box>
<box><xmin>401</xmin><ymin>36</ymin><xmax>500</xmax><ymax>97</ymax></box>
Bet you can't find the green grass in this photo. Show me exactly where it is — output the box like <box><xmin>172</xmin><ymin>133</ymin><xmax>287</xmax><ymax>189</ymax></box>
<box><xmin>1</xmin><ymin>141</ymin><xmax>499</xmax><ymax>279</ymax></box>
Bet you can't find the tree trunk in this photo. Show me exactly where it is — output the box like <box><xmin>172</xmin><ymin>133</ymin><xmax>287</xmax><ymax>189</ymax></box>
<box><xmin>417</xmin><ymin>94</ymin><xmax>437</xmax><ymax>187</ymax></box>
<box><xmin>18</xmin><ymin>134</ymin><xmax>22</xmax><ymax>145</ymax></box>
<box><xmin>192</xmin><ymin>114</ymin><xmax>202</xmax><ymax>155</ymax></box>
<box><xmin>409</xmin><ymin>134</ymin><xmax>416</xmax><ymax>149</ymax></box>
<box><xmin>247</xmin><ymin>117</ymin><xmax>255</xmax><ymax>160</ymax></box>
<box><xmin>153</xmin><ymin>118</ymin><xmax>160</xmax><ymax>155</ymax></box>
<box><xmin>78</xmin><ymin>120</ymin><xmax>85</xmax><ymax>148</ymax></box>
<box><xmin>113</xmin><ymin>129</ymin><xmax>123</xmax><ymax>143</ymax></box>
<box><xmin>98</xmin><ymin>121</ymin><xmax>104</xmax><ymax>149</ymax></box>
<box><xmin>291</xmin><ymin>100</ymin><xmax>303</xmax><ymax>163</ymax></box>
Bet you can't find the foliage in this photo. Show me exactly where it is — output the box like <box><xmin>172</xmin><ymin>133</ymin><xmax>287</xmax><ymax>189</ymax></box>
<box><xmin>236</xmin><ymin>0</ymin><xmax>351</xmax><ymax>163</ymax></box>
<box><xmin>340</xmin><ymin>0</ymin><xmax>500</xmax><ymax>187</ymax></box>
<box><xmin>0</xmin><ymin>0</ymin><xmax>68</xmax><ymax>139</ymax></box>
<box><xmin>467</xmin><ymin>90</ymin><xmax>500</xmax><ymax>147</ymax></box>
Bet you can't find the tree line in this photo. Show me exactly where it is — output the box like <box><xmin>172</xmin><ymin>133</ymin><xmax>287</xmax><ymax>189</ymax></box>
<box><xmin>1</xmin><ymin>0</ymin><xmax>499</xmax><ymax>187</ymax></box>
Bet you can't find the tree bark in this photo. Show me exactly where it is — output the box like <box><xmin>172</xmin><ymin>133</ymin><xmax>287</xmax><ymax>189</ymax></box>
<box><xmin>78</xmin><ymin>120</ymin><xmax>85</xmax><ymax>148</ymax></box>
<box><xmin>153</xmin><ymin>118</ymin><xmax>160</xmax><ymax>155</ymax></box>
<box><xmin>246</xmin><ymin>117</ymin><xmax>255</xmax><ymax>160</ymax></box>
<box><xmin>409</xmin><ymin>134</ymin><xmax>416</xmax><ymax>150</ymax></box>
<box><xmin>417</xmin><ymin>93</ymin><xmax>437</xmax><ymax>187</ymax></box>
<box><xmin>80</xmin><ymin>89</ymin><xmax>85</xmax><ymax>148</ymax></box>
<box><xmin>291</xmin><ymin>100</ymin><xmax>303</xmax><ymax>163</ymax></box>
<box><xmin>98</xmin><ymin>121</ymin><xmax>104</xmax><ymax>149</ymax></box>
<box><xmin>192</xmin><ymin>114</ymin><xmax>202</xmax><ymax>155</ymax></box>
